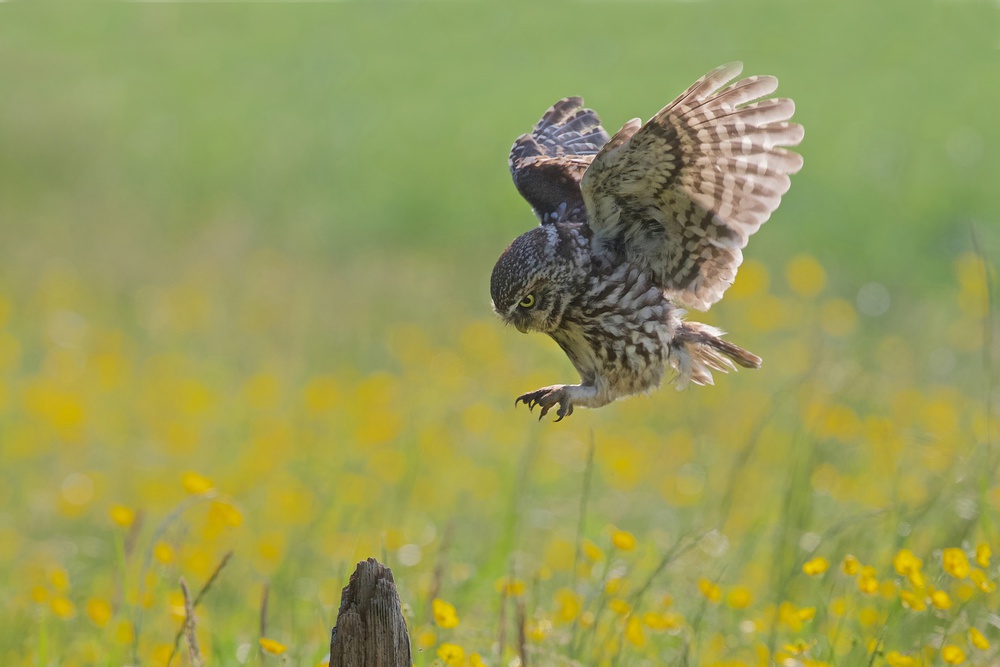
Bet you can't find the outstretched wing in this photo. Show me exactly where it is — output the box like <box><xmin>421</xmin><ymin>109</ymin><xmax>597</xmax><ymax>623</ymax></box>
<box><xmin>581</xmin><ymin>62</ymin><xmax>804</xmax><ymax>310</ymax></box>
<box><xmin>510</xmin><ymin>97</ymin><xmax>611</xmax><ymax>224</ymax></box>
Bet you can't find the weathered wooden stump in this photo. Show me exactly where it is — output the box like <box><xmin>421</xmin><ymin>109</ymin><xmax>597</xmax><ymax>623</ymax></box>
<box><xmin>329</xmin><ymin>558</ymin><xmax>412</xmax><ymax>667</ymax></box>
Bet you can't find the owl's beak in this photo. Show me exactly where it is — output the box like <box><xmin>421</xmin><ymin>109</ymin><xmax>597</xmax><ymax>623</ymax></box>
<box><xmin>515</xmin><ymin>321</ymin><xmax>529</xmax><ymax>334</ymax></box>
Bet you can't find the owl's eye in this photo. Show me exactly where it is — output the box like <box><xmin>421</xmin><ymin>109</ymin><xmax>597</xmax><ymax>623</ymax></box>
<box><xmin>519</xmin><ymin>294</ymin><xmax>536</xmax><ymax>309</ymax></box>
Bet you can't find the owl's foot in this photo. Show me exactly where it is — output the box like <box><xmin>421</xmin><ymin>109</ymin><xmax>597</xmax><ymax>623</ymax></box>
<box><xmin>515</xmin><ymin>385</ymin><xmax>574</xmax><ymax>422</ymax></box>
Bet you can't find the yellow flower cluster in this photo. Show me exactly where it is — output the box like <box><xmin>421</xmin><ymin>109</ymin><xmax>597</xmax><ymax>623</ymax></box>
<box><xmin>4</xmin><ymin>244</ymin><xmax>999</xmax><ymax>667</ymax></box>
<box><xmin>433</xmin><ymin>598</ymin><xmax>459</xmax><ymax>629</ymax></box>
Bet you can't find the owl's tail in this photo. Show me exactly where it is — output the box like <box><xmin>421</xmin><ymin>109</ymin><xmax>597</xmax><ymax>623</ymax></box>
<box><xmin>670</xmin><ymin>322</ymin><xmax>761</xmax><ymax>390</ymax></box>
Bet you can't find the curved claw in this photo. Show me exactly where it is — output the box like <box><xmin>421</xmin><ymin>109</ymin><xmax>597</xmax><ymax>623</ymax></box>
<box><xmin>553</xmin><ymin>402</ymin><xmax>574</xmax><ymax>422</ymax></box>
<box><xmin>515</xmin><ymin>386</ymin><xmax>573</xmax><ymax>422</ymax></box>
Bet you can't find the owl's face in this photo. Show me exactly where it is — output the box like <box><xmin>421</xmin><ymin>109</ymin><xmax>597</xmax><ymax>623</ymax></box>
<box><xmin>494</xmin><ymin>279</ymin><xmax>563</xmax><ymax>334</ymax></box>
<box><xmin>490</xmin><ymin>225</ymin><xmax>588</xmax><ymax>334</ymax></box>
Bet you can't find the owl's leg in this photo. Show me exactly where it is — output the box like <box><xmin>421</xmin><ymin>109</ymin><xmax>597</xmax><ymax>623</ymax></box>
<box><xmin>516</xmin><ymin>385</ymin><xmax>575</xmax><ymax>421</ymax></box>
<box><xmin>515</xmin><ymin>383</ymin><xmax>606</xmax><ymax>422</ymax></box>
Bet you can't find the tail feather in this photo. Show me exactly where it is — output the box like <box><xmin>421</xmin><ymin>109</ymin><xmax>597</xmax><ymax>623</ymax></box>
<box><xmin>670</xmin><ymin>322</ymin><xmax>761</xmax><ymax>390</ymax></box>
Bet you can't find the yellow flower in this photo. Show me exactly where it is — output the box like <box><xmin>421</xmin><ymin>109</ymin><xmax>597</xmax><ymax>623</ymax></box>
<box><xmin>153</xmin><ymin>541</ymin><xmax>174</xmax><ymax>565</ymax></box>
<box><xmin>259</xmin><ymin>638</ymin><xmax>287</xmax><ymax>655</ymax></box>
<box><xmin>969</xmin><ymin>627</ymin><xmax>990</xmax><ymax>650</ymax></box>
<box><xmin>31</xmin><ymin>586</ymin><xmax>48</xmax><ymax>603</ymax></box>
<box><xmin>85</xmin><ymin>598</ymin><xmax>112</xmax><ymax>627</ymax></box>
<box><xmin>608</xmin><ymin>598</ymin><xmax>631</xmax><ymax>615</ymax></box>
<box><xmin>554</xmin><ymin>588</ymin><xmax>581</xmax><ymax>623</ymax></box>
<box><xmin>930</xmin><ymin>589</ymin><xmax>952</xmax><ymax>610</ymax></box>
<box><xmin>642</xmin><ymin>612</ymin><xmax>666</xmax><ymax>630</ymax></box>
<box><xmin>494</xmin><ymin>577</ymin><xmax>525</xmax><ymax>596</ymax></box>
<box><xmin>624</xmin><ymin>615</ymin><xmax>646</xmax><ymax>648</ymax></box>
<box><xmin>778</xmin><ymin>602</ymin><xmax>817</xmax><ymax>631</ymax></box>
<box><xmin>210</xmin><ymin>500</ymin><xmax>244</xmax><ymax>527</ymax></box>
<box><xmin>437</xmin><ymin>643</ymin><xmax>464</xmax><ymax>666</ymax></box>
<box><xmin>611</xmin><ymin>529</ymin><xmax>637</xmax><ymax>551</ymax></box>
<box><xmin>841</xmin><ymin>554</ymin><xmax>861</xmax><ymax>575</ymax></box>
<box><xmin>941</xmin><ymin>644</ymin><xmax>965</xmax><ymax>664</ymax></box>
<box><xmin>109</xmin><ymin>504</ymin><xmax>136</xmax><ymax>528</ymax></box>
<box><xmin>899</xmin><ymin>590</ymin><xmax>926</xmax><ymax>612</ymax></box>
<box><xmin>778</xmin><ymin>601</ymin><xmax>805</xmax><ymax>631</ymax></box>
<box><xmin>470</xmin><ymin>653</ymin><xmax>488</xmax><ymax>667</ymax></box>
<box><xmin>643</xmin><ymin>610</ymin><xmax>684</xmax><ymax>631</ymax></box>
<box><xmin>857</xmin><ymin>571</ymin><xmax>878</xmax><ymax>595</ymax></box>
<box><xmin>697</xmin><ymin>578</ymin><xmax>722</xmax><ymax>603</ymax></box>
<box><xmin>829</xmin><ymin>597</ymin><xmax>847</xmax><ymax>617</ymax></box>
<box><xmin>975</xmin><ymin>543</ymin><xmax>991</xmax><ymax>568</ymax></box>
<box><xmin>303</xmin><ymin>375</ymin><xmax>339</xmax><ymax>415</ymax></box>
<box><xmin>802</xmin><ymin>556</ymin><xmax>829</xmax><ymax>576</ymax></box>
<box><xmin>416</xmin><ymin>629</ymin><xmax>436</xmax><ymax>649</ymax></box>
<box><xmin>582</xmin><ymin>539</ymin><xmax>604</xmax><ymax>562</ymax></box>
<box><xmin>528</xmin><ymin>619</ymin><xmax>551</xmax><ymax>642</ymax></box>
<box><xmin>858</xmin><ymin>606</ymin><xmax>880</xmax><ymax>627</ymax></box>
<box><xmin>942</xmin><ymin>548</ymin><xmax>971</xmax><ymax>579</ymax></box>
<box><xmin>51</xmin><ymin>597</ymin><xmax>76</xmax><ymax>619</ymax></box>
<box><xmin>543</xmin><ymin>538</ymin><xmax>574</xmax><ymax>571</ymax></box>
<box><xmin>726</xmin><ymin>585</ymin><xmax>753</xmax><ymax>609</ymax></box>
<box><xmin>729</xmin><ymin>259</ymin><xmax>769</xmax><ymax>299</ymax></box>
<box><xmin>182</xmin><ymin>471</ymin><xmax>214</xmax><ymax>495</ymax></box>
<box><xmin>151</xmin><ymin>645</ymin><xmax>174</xmax><ymax>666</ymax></box>
<box><xmin>820</xmin><ymin>298</ymin><xmax>857</xmax><ymax>336</ymax></box>
<box><xmin>892</xmin><ymin>548</ymin><xmax>922</xmax><ymax>576</ymax></box>
<box><xmin>665</xmin><ymin>611</ymin><xmax>685</xmax><ymax>629</ymax></box>
<box><xmin>115</xmin><ymin>620</ymin><xmax>135</xmax><ymax>644</ymax></box>
<box><xmin>432</xmin><ymin>598</ymin><xmax>459</xmax><ymax>628</ymax></box>
<box><xmin>786</xmin><ymin>255</ymin><xmax>826</xmax><ymax>297</ymax></box>
<box><xmin>782</xmin><ymin>638</ymin><xmax>815</xmax><ymax>655</ymax></box>
<box><xmin>49</xmin><ymin>567</ymin><xmax>70</xmax><ymax>593</ymax></box>
<box><xmin>970</xmin><ymin>568</ymin><xmax>996</xmax><ymax>593</ymax></box>
<box><xmin>886</xmin><ymin>651</ymin><xmax>917</xmax><ymax>667</ymax></box>
<box><xmin>604</xmin><ymin>577</ymin><xmax>625</xmax><ymax>596</ymax></box>
<box><xmin>167</xmin><ymin>591</ymin><xmax>186</xmax><ymax>621</ymax></box>
<box><xmin>955</xmin><ymin>582</ymin><xmax>976</xmax><ymax>601</ymax></box>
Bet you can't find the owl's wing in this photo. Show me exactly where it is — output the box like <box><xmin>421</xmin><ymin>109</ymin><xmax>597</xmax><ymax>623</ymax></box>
<box><xmin>581</xmin><ymin>62</ymin><xmax>804</xmax><ymax>311</ymax></box>
<box><xmin>510</xmin><ymin>97</ymin><xmax>611</xmax><ymax>224</ymax></box>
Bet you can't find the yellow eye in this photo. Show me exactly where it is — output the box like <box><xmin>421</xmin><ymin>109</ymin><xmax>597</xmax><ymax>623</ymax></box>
<box><xmin>519</xmin><ymin>294</ymin><xmax>536</xmax><ymax>309</ymax></box>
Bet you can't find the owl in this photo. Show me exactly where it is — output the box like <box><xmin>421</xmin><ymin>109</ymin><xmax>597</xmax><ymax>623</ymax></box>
<box><xmin>490</xmin><ymin>62</ymin><xmax>804</xmax><ymax>420</ymax></box>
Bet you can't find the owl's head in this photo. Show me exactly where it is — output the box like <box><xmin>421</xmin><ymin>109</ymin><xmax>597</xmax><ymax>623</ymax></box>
<box><xmin>490</xmin><ymin>224</ymin><xmax>589</xmax><ymax>334</ymax></box>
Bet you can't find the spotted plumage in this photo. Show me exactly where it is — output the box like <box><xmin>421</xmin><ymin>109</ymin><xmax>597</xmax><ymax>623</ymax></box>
<box><xmin>492</xmin><ymin>62</ymin><xmax>804</xmax><ymax>420</ymax></box>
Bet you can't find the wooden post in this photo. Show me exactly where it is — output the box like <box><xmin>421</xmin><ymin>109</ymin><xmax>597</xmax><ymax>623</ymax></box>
<box><xmin>329</xmin><ymin>558</ymin><xmax>412</xmax><ymax>667</ymax></box>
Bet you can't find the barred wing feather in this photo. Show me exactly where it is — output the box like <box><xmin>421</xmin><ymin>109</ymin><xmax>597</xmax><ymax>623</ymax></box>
<box><xmin>509</xmin><ymin>97</ymin><xmax>611</xmax><ymax>224</ymax></box>
<box><xmin>580</xmin><ymin>62</ymin><xmax>804</xmax><ymax>310</ymax></box>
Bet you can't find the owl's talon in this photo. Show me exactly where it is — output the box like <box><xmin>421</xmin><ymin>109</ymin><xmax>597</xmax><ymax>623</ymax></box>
<box><xmin>554</xmin><ymin>402</ymin><xmax>574</xmax><ymax>422</ymax></box>
<box><xmin>516</xmin><ymin>386</ymin><xmax>573</xmax><ymax>422</ymax></box>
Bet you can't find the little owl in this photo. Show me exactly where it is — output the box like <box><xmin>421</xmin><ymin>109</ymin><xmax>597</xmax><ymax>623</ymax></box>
<box><xmin>490</xmin><ymin>62</ymin><xmax>804</xmax><ymax>420</ymax></box>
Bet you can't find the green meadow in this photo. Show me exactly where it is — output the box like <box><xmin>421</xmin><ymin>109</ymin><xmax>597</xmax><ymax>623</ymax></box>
<box><xmin>1</xmin><ymin>3</ymin><xmax>999</xmax><ymax>666</ymax></box>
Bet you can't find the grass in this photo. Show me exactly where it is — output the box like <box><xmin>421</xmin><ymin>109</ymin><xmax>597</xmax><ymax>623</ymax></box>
<box><xmin>1</xmin><ymin>3</ymin><xmax>999</xmax><ymax>667</ymax></box>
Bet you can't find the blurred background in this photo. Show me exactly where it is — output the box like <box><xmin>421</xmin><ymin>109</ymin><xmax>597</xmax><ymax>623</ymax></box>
<box><xmin>1</xmin><ymin>3</ymin><xmax>998</xmax><ymax>666</ymax></box>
